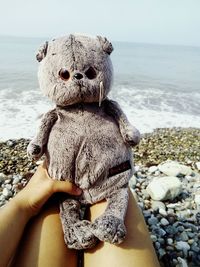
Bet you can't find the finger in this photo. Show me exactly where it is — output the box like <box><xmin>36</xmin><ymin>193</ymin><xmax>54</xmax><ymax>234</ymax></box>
<box><xmin>52</xmin><ymin>180</ymin><xmax>82</xmax><ymax>195</ymax></box>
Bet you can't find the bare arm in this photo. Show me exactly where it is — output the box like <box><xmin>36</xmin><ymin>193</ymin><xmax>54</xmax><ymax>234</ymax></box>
<box><xmin>104</xmin><ymin>99</ymin><xmax>140</xmax><ymax>146</ymax></box>
<box><xmin>0</xmin><ymin>163</ymin><xmax>81</xmax><ymax>267</ymax></box>
<box><xmin>27</xmin><ymin>109</ymin><xmax>58</xmax><ymax>159</ymax></box>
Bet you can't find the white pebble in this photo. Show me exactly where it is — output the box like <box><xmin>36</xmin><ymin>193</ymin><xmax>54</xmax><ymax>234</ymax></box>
<box><xmin>195</xmin><ymin>162</ymin><xmax>200</xmax><ymax>171</ymax></box>
<box><xmin>5</xmin><ymin>184</ymin><xmax>12</xmax><ymax>190</ymax></box>
<box><xmin>148</xmin><ymin>166</ymin><xmax>158</xmax><ymax>174</ymax></box>
<box><xmin>177</xmin><ymin>257</ymin><xmax>188</xmax><ymax>267</ymax></box>
<box><xmin>194</xmin><ymin>193</ymin><xmax>200</xmax><ymax>206</ymax></box>
<box><xmin>2</xmin><ymin>188</ymin><xmax>12</xmax><ymax>198</ymax></box>
<box><xmin>167</xmin><ymin>238</ymin><xmax>173</xmax><ymax>245</ymax></box>
<box><xmin>146</xmin><ymin>176</ymin><xmax>182</xmax><ymax>201</ymax></box>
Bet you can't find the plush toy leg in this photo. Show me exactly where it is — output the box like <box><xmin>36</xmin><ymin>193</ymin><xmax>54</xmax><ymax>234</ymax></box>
<box><xmin>60</xmin><ymin>199</ymin><xmax>98</xmax><ymax>250</ymax></box>
<box><xmin>91</xmin><ymin>187</ymin><xmax>129</xmax><ymax>244</ymax></box>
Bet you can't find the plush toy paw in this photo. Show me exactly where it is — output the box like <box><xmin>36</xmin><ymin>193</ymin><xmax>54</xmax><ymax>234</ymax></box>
<box><xmin>63</xmin><ymin>220</ymin><xmax>98</xmax><ymax>250</ymax></box>
<box><xmin>120</xmin><ymin>125</ymin><xmax>140</xmax><ymax>147</ymax></box>
<box><xmin>27</xmin><ymin>142</ymin><xmax>43</xmax><ymax>160</ymax></box>
<box><xmin>91</xmin><ymin>215</ymin><xmax>126</xmax><ymax>244</ymax></box>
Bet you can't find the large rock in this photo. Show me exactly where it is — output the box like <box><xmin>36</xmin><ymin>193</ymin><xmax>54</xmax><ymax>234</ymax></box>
<box><xmin>158</xmin><ymin>161</ymin><xmax>192</xmax><ymax>177</ymax></box>
<box><xmin>146</xmin><ymin>176</ymin><xmax>182</xmax><ymax>201</ymax></box>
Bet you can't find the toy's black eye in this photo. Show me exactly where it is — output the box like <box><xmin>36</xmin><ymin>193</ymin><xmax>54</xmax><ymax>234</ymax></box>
<box><xmin>85</xmin><ymin>67</ymin><xmax>96</xmax><ymax>79</ymax></box>
<box><xmin>59</xmin><ymin>68</ymin><xmax>70</xmax><ymax>81</ymax></box>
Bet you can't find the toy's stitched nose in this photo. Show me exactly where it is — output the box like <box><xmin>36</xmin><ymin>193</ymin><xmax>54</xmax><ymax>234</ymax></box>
<box><xmin>74</xmin><ymin>73</ymin><xmax>83</xmax><ymax>80</ymax></box>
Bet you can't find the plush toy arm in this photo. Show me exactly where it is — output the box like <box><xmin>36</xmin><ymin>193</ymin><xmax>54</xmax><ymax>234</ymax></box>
<box><xmin>104</xmin><ymin>99</ymin><xmax>140</xmax><ymax>146</ymax></box>
<box><xmin>27</xmin><ymin>109</ymin><xmax>57</xmax><ymax>160</ymax></box>
<box><xmin>91</xmin><ymin>187</ymin><xmax>129</xmax><ymax>244</ymax></box>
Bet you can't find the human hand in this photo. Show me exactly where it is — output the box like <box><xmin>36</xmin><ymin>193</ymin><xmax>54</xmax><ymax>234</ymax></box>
<box><xmin>14</xmin><ymin>161</ymin><xmax>82</xmax><ymax>218</ymax></box>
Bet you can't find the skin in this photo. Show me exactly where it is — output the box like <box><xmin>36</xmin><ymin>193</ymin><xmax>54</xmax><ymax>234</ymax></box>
<box><xmin>0</xmin><ymin>163</ymin><xmax>160</xmax><ymax>267</ymax></box>
<box><xmin>0</xmin><ymin>162</ymin><xmax>82</xmax><ymax>267</ymax></box>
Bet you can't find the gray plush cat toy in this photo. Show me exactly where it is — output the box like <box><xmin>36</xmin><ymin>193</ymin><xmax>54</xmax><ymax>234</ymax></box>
<box><xmin>27</xmin><ymin>34</ymin><xmax>140</xmax><ymax>250</ymax></box>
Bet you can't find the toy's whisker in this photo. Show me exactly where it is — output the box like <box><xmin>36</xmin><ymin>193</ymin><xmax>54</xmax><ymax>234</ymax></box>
<box><xmin>99</xmin><ymin>81</ymin><xmax>104</xmax><ymax>107</ymax></box>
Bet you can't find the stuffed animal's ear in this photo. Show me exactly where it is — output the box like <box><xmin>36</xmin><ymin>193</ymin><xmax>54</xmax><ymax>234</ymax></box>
<box><xmin>97</xmin><ymin>36</ymin><xmax>113</xmax><ymax>55</ymax></box>
<box><xmin>36</xmin><ymin>41</ymin><xmax>48</xmax><ymax>62</ymax></box>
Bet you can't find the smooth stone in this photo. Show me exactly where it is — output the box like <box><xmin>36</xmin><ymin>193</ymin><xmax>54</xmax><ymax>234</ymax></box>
<box><xmin>194</xmin><ymin>193</ymin><xmax>200</xmax><ymax>206</ymax></box>
<box><xmin>150</xmin><ymin>234</ymin><xmax>157</xmax><ymax>242</ymax></box>
<box><xmin>188</xmin><ymin>239</ymin><xmax>195</xmax><ymax>245</ymax></box>
<box><xmin>177</xmin><ymin>226</ymin><xmax>185</xmax><ymax>232</ymax></box>
<box><xmin>152</xmin><ymin>227</ymin><xmax>166</xmax><ymax>237</ymax></box>
<box><xmin>175</xmin><ymin>241</ymin><xmax>190</xmax><ymax>251</ymax></box>
<box><xmin>141</xmin><ymin>189</ymin><xmax>150</xmax><ymax>199</ymax></box>
<box><xmin>5</xmin><ymin>184</ymin><xmax>12</xmax><ymax>190</ymax></box>
<box><xmin>160</xmin><ymin>218</ymin><xmax>169</xmax><ymax>226</ymax></box>
<box><xmin>129</xmin><ymin>175</ymin><xmax>137</xmax><ymax>188</ymax></box>
<box><xmin>165</xmin><ymin>225</ymin><xmax>178</xmax><ymax>235</ymax></box>
<box><xmin>155</xmin><ymin>241</ymin><xmax>160</xmax><ymax>249</ymax></box>
<box><xmin>179</xmin><ymin>232</ymin><xmax>188</xmax><ymax>241</ymax></box>
<box><xmin>0</xmin><ymin>173</ymin><xmax>6</xmax><ymax>184</ymax></box>
<box><xmin>2</xmin><ymin>188</ymin><xmax>12</xmax><ymax>198</ymax></box>
<box><xmin>195</xmin><ymin>162</ymin><xmax>200</xmax><ymax>170</ymax></box>
<box><xmin>158</xmin><ymin>161</ymin><xmax>192</xmax><ymax>177</ymax></box>
<box><xmin>4</xmin><ymin>179</ymin><xmax>11</xmax><ymax>184</ymax></box>
<box><xmin>6</xmin><ymin>140</ymin><xmax>14</xmax><ymax>147</ymax></box>
<box><xmin>177</xmin><ymin>257</ymin><xmax>188</xmax><ymax>267</ymax></box>
<box><xmin>159</xmin><ymin>208</ymin><xmax>167</xmax><ymax>216</ymax></box>
<box><xmin>146</xmin><ymin>176</ymin><xmax>182</xmax><ymax>201</ymax></box>
<box><xmin>148</xmin><ymin>166</ymin><xmax>158</xmax><ymax>174</ymax></box>
<box><xmin>148</xmin><ymin>216</ymin><xmax>159</xmax><ymax>225</ymax></box>
<box><xmin>151</xmin><ymin>200</ymin><xmax>166</xmax><ymax>211</ymax></box>
<box><xmin>167</xmin><ymin>238</ymin><xmax>173</xmax><ymax>245</ymax></box>
<box><xmin>158</xmin><ymin>248</ymin><xmax>166</xmax><ymax>257</ymax></box>
<box><xmin>0</xmin><ymin>194</ymin><xmax>6</xmax><ymax>202</ymax></box>
<box><xmin>191</xmin><ymin>243</ymin><xmax>200</xmax><ymax>253</ymax></box>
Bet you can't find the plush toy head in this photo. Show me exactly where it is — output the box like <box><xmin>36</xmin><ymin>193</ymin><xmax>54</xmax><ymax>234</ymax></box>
<box><xmin>36</xmin><ymin>34</ymin><xmax>114</xmax><ymax>106</ymax></box>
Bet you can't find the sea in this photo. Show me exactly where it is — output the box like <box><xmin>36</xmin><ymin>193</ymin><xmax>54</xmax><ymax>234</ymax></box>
<box><xmin>0</xmin><ymin>36</ymin><xmax>200</xmax><ymax>141</ymax></box>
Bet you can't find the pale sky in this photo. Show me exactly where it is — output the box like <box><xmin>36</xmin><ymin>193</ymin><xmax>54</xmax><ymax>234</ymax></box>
<box><xmin>0</xmin><ymin>0</ymin><xmax>200</xmax><ymax>46</ymax></box>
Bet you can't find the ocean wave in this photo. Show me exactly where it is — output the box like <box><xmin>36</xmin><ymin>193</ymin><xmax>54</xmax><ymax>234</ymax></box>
<box><xmin>0</xmin><ymin>86</ymin><xmax>200</xmax><ymax>141</ymax></box>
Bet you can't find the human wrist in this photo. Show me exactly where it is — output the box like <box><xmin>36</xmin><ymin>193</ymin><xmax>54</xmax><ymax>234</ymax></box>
<box><xmin>12</xmin><ymin>189</ymin><xmax>34</xmax><ymax>220</ymax></box>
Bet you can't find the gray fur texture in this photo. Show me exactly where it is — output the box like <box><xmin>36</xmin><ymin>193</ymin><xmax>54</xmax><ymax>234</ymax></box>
<box><xmin>27</xmin><ymin>34</ymin><xmax>140</xmax><ymax>250</ymax></box>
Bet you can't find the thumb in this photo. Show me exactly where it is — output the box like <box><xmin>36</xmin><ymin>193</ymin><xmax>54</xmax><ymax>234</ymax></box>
<box><xmin>52</xmin><ymin>180</ymin><xmax>82</xmax><ymax>196</ymax></box>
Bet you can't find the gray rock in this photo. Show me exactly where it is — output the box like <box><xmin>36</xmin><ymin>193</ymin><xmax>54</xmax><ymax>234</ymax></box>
<box><xmin>175</xmin><ymin>241</ymin><xmax>190</xmax><ymax>251</ymax></box>
<box><xmin>0</xmin><ymin>173</ymin><xmax>6</xmax><ymax>184</ymax></box>
<box><xmin>179</xmin><ymin>231</ymin><xmax>188</xmax><ymax>241</ymax></box>
<box><xmin>167</xmin><ymin>238</ymin><xmax>174</xmax><ymax>245</ymax></box>
<box><xmin>191</xmin><ymin>242</ymin><xmax>200</xmax><ymax>253</ymax></box>
<box><xmin>2</xmin><ymin>188</ymin><xmax>12</xmax><ymax>198</ymax></box>
<box><xmin>0</xmin><ymin>194</ymin><xmax>6</xmax><ymax>202</ymax></box>
<box><xmin>152</xmin><ymin>227</ymin><xmax>166</xmax><ymax>237</ymax></box>
<box><xmin>158</xmin><ymin>161</ymin><xmax>192</xmax><ymax>177</ymax></box>
<box><xmin>160</xmin><ymin>218</ymin><xmax>169</xmax><ymax>226</ymax></box>
<box><xmin>195</xmin><ymin>162</ymin><xmax>200</xmax><ymax>171</ymax></box>
<box><xmin>150</xmin><ymin>234</ymin><xmax>157</xmax><ymax>242</ymax></box>
<box><xmin>12</xmin><ymin>175</ymin><xmax>22</xmax><ymax>185</ymax></box>
<box><xmin>5</xmin><ymin>184</ymin><xmax>12</xmax><ymax>190</ymax></box>
<box><xmin>148</xmin><ymin>166</ymin><xmax>158</xmax><ymax>174</ymax></box>
<box><xmin>177</xmin><ymin>257</ymin><xmax>188</xmax><ymax>267</ymax></box>
<box><xmin>158</xmin><ymin>248</ymin><xmax>166</xmax><ymax>257</ymax></box>
<box><xmin>151</xmin><ymin>200</ymin><xmax>166</xmax><ymax>211</ymax></box>
<box><xmin>148</xmin><ymin>216</ymin><xmax>159</xmax><ymax>225</ymax></box>
<box><xmin>4</xmin><ymin>179</ymin><xmax>11</xmax><ymax>184</ymax></box>
<box><xmin>194</xmin><ymin>192</ymin><xmax>200</xmax><ymax>206</ymax></box>
<box><xmin>129</xmin><ymin>175</ymin><xmax>137</xmax><ymax>188</ymax></box>
<box><xmin>146</xmin><ymin>176</ymin><xmax>182</xmax><ymax>201</ymax></box>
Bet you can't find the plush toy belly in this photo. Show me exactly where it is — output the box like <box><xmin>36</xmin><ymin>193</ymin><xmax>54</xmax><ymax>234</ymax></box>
<box><xmin>46</xmin><ymin>105</ymin><xmax>133</xmax><ymax>204</ymax></box>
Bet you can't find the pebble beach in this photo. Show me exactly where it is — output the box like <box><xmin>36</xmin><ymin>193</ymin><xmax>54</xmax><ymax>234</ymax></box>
<box><xmin>0</xmin><ymin>127</ymin><xmax>200</xmax><ymax>267</ymax></box>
